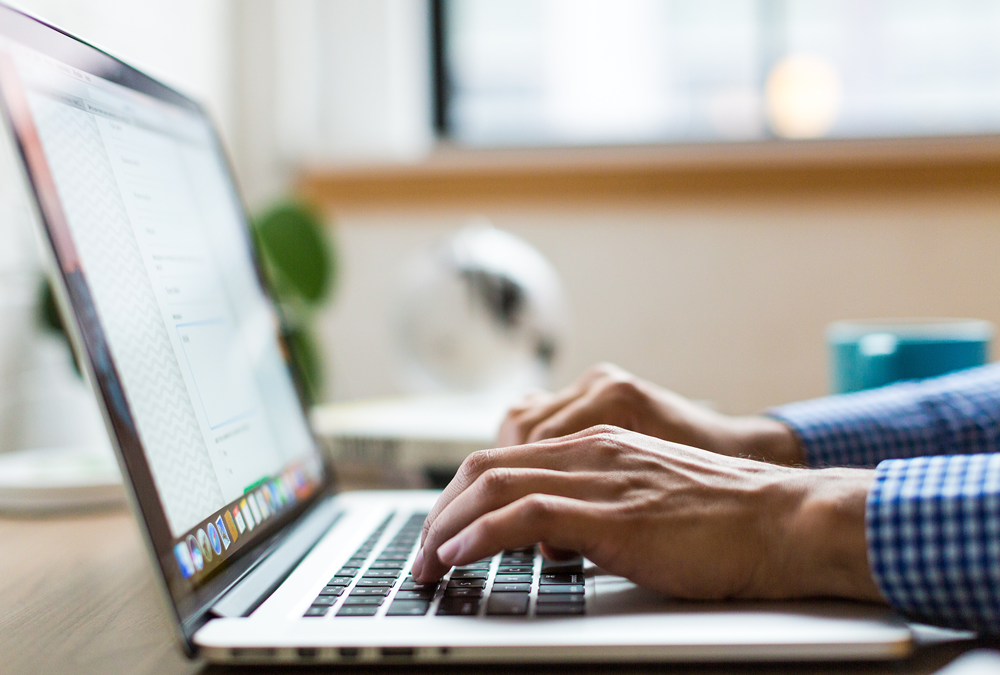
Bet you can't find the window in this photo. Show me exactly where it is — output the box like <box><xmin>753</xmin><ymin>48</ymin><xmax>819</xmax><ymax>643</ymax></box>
<box><xmin>438</xmin><ymin>0</ymin><xmax>1000</xmax><ymax>147</ymax></box>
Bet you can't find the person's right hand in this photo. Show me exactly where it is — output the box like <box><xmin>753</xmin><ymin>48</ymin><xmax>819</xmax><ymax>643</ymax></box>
<box><xmin>497</xmin><ymin>363</ymin><xmax>804</xmax><ymax>466</ymax></box>
<box><xmin>413</xmin><ymin>425</ymin><xmax>880</xmax><ymax>603</ymax></box>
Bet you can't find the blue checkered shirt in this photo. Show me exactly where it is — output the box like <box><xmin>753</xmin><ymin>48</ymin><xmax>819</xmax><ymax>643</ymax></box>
<box><xmin>769</xmin><ymin>363</ymin><xmax>1000</xmax><ymax>633</ymax></box>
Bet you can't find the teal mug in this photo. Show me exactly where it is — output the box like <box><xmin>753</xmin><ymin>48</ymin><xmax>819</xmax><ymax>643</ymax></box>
<box><xmin>827</xmin><ymin>319</ymin><xmax>993</xmax><ymax>394</ymax></box>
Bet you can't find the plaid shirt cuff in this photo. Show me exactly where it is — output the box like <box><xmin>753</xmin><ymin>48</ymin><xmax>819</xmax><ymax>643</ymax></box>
<box><xmin>867</xmin><ymin>453</ymin><xmax>1000</xmax><ymax>632</ymax></box>
<box><xmin>767</xmin><ymin>363</ymin><xmax>1000</xmax><ymax>467</ymax></box>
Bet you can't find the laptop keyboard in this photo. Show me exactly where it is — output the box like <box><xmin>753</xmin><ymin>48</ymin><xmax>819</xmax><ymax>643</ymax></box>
<box><xmin>303</xmin><ymin>512</ymin><xmax>586</xmax><ymax>619</ymax></box>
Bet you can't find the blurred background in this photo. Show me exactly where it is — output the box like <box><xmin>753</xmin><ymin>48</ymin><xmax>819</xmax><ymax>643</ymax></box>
<box><xmin>3</xmin><ymin>0</ymin><xmax>1000</xmax><ymax>417</ymax></box>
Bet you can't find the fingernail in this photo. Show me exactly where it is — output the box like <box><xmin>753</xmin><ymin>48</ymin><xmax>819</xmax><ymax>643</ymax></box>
<box><xmin>437</xmin><ymin>536</ymin><xmax>463</xmax><ymax>566</ymax></box>
<box><xmin>411</xmin><ymin>548</ymin><xmax>424</xmax><ymax>578</ymax></box>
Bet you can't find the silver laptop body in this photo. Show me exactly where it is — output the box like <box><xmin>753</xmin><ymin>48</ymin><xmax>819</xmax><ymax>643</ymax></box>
<box><xmin>0</xmin><ymin>5</ymin><xmax>912</xmax><ymax>665</ymax></box>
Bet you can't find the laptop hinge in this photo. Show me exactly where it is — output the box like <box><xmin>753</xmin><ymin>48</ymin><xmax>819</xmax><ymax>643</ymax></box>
<box><xmin>210</xmin><ymin>497</ymin><xmax>343</xmax><ymax>618</ymax></box>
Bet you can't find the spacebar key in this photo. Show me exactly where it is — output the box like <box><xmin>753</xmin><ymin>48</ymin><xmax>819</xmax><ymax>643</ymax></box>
<box><xmin>486</xmin><ymin>593</ymin><xmax>529</xmax><ymax>616</ymax></box>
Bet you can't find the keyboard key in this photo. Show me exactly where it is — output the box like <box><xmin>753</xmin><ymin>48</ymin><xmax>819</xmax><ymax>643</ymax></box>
<box><xmin>337</xmin><ymin>605</ymin><xmax>379</xmax><ymax>617</ymax></box>
<box><xmin>540</xmin><ymin>573</ymin><xmax>584</xmax><ymax>585</ymax></box>
<box><xmin>447</xmin><ymin>579</ymin><xmax>486</xmax><ymax>589</ymax></box>
<box><xmin>538</xmin><ymin>584</ymin><xmax>584</xmax><ymax>594</ymax></box>
<box><xmin>368</xmin><ymin>561</ymin><xmax>405</xmax><ymax>569</ymax></box>
<box><xmin>444</xmin><ymin>587</ymin><xmax>483</xmax><ymax>597</ymax></box>
<box><xmin>497</xmin><ymin>565</ymin><xmax>532</xmax><ymax>574</ymax></box>
<box><xmin>349</xmin><ymin>587</ymin><xmax>391</xmax><ymax>596</ymax></box>
<box><xmin>536</xmin><ymin>593</ymin><xmax>584</xmax><ymax>604</ymax></box>
<box><xmin>376</xmin><ymin>553</ymin><xmax>410</xmax><ymax>561</ymax></box>
<box><xmin>337</xmin><ymin>566</ymin><xmax>361</xmax><ymax>574</ymax></box>
<box><xmin>494</xmin><ymin>574</ymin><xmax>532</xmax><ymax>584</ymax></box>
<box><xmin>346</xmin><ymin>557</ymin><xmax>367</xmax><ymax>566</ymax></box>
<box><xmin>436</xmin><ymin>598</ymin><xmax>480</xmax><ymax>616</ymax></box>
<box><xmin>393</xmin><ymin>590</ymin><xmax>436</xmax><ymax>600</ymax></box>
<box><xmin>536</xmin><ymin>603</ymin><xmax>586</xmax><ymax>616</ymax></box>
<box><xmin>311</xmin><ymin>595</ymin><xmax>339</xmax><ymax>606</ymax></box>
<box><xmin>400</xmin><ymin>580</ymin><xmax>439</xmax><ymax>591</ymax></box>
<box><xmin>342</xmin><ymin>596</ymin><xmax>384</xmax><ymax>606</ymax></box>
<box><xmin>450</xmin><ymin>569</ymin><xmax>489</xmax><ymax>579</ymax></box>
<box><xmin>486</xmin><ymin>593</ymin><xmax>530</xmax><ymax>616</ymax></box>
<box><xmin>456</xmin><ymin>562</ymin><xmax>492</xmax><ymax>570</ymax></box>
<box><xmin>361</xmin><ymin>569</ymin><xmax>399</xmax><ymax>578</ymax></box>
<box><xmin>327</xmin><ymin>576</ymin><xmax>354</xmax><ymax>586</ymax></box>
<box><xmin>491</xmin><ymin>583</ymin><xmax>531</xmax><ymax>593</ymax></box>
<box><xmin>505</xmin><ymin>547</ymin><xmax>535</xmax><ymax>555</ymax></box>
<box><xmin>304</xmin><ymin>606</ymin><xmax>329</xmax><ymax>617</ymax></box>
<box><xmin>318</xmin><ymin>586</ymin><xmax>345</xmax><ymax>596</ymax></box>
<box><xmin>386</xmin><ymin>600</ymin><xmax>430</xmax><ymax>616</ymax></box>
<box><xmin>500</xmin><ymin>556</ymin><xmax>532</xmax><ymax>565</ymax></box>
<box><xmin>355</xmin><ymin>578</ymin><xmax>395</xmax><ymax>587</ymax></box>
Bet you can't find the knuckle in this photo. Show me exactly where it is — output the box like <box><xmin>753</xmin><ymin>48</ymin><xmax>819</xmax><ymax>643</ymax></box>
<box><xmin>519</xmin><ymin>493</ymin><xmax>554</xmax><ymax>520</ymax></box>
<box><xmin>477</xmin><ymin>467</ymin><xmax>512</xmax><ymax>495</ymax></box>
<box><xmin>461</xmin><ymin>448</ymin><xmax>496</xmax><ymax>477</ymax></box>
<box><xmin>587</xmin><ymin>427</ymin><xmax>628</xmax><ymax>460</ymax></box>
<box><xmin>606</xmin><ymin>377</ymin><xmax>639</xmax><ymax>398</ymax></box>
<box><xmin>586</xmin><ymin>424</ymin><xmax>624</xmax><ymax>439</ymax></box>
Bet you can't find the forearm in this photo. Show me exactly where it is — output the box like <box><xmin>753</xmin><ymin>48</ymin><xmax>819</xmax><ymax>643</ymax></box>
<box><xmin>768</xmin><ymin>363</ymin><xmax>1000</xmax><ymax>467</ymax></box>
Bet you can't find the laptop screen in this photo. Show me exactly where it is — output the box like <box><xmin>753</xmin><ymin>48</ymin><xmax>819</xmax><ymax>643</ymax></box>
<box><xmin>0</xmin><ymin>6</ymin><xmax>328</xmax><ymax>608</ymax></box>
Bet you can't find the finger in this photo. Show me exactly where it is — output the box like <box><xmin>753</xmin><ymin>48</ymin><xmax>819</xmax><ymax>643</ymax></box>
<box><xmin>525</xmin><ymin>386</ymin><xmax>614</xmax><ymax>443</ymax></box>
<box><xmin>419</xmin><ymin>426</ymin><xmax>623</xmax><ymax>551</ymax></box>
<box><xmin>435</xmin><ymin>494</ymin><xmax>601</xmax><ymax>569</ymax></box>
<box><xmin>497</xmin><ymin>384</ymin><xmax>588</xmax><ymax>446</ymax></box>
<box><xmin>416</xmin><ymin>468</ymin><xmax>620</xmax><ymax>581</ymax></box>
<box><xmin>501</xmin><ymin>365</ymin><xmax>632</xmax><ymax>445</ymax></box>
<box><xmin>540</xmin><ymin>543</ymin><xmax>579</xmax><ymax>561</ymax></box>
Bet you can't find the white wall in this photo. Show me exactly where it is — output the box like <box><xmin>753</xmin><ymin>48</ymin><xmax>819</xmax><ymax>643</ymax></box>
<box><xmin>318</xmin><ymin>190</ymin><xmax>1000</xmax><ymax>414</ymax></box>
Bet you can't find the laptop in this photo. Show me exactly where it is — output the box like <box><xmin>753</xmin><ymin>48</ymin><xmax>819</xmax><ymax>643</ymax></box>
<box><xmin>0</xmin><ymin>5</ymin><xmax>914</xmax><ymax>665</ymax></box>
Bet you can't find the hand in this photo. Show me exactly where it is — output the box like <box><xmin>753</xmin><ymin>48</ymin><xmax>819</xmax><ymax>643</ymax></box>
<box><xmin>412</xmin><ymin>426</ymin><xmax>881</xmax><ymax>602</ymax></box>
<box><xmin>498</xmin><ymin>363</ymin><xmax>804</xmax><ymax>466</ymax></box>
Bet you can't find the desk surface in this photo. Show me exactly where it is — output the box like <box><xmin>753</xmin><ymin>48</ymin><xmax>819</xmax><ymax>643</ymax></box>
<box><xmin>0</xmin><ymin>506</ymin><xmax>991</xmax><ymax>675</ymax></box>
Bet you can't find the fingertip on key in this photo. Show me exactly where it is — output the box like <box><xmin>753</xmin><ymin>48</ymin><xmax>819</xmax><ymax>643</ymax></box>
<box><xmin>410</xmin><ymin>548</ymin><xmax>424</xmax><ymax>579</ymax></box>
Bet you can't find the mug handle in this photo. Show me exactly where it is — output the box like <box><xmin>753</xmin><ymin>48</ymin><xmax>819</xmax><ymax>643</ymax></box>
<box><xmin>857</xmin><ymin>333</ymin><xmax>899</xmax><ymax>390</ymax></box>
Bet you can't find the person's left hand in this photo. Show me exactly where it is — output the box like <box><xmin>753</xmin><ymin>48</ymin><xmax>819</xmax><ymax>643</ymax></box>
<box><xmin>411</xmin><ymin>425</ymin><xmax>880</xmax><ymax>602</ymax></box>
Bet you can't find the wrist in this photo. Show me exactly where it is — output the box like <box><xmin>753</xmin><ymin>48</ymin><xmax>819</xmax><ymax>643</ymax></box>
<box><xmin>730</xmin><ymin>416</ymin><xmax>805</xmax><ymax>466</ymax></box>
<box><xmin>775</xmin><ymin>468</ymin><xmax>882</xmax><ymax>601</ymax></box>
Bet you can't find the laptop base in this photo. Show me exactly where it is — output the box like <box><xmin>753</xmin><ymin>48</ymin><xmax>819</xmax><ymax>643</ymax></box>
<box><xmin>194</xmin><ymin>491</ymin><xmax>912</xmax><ymax>665</ymax></box>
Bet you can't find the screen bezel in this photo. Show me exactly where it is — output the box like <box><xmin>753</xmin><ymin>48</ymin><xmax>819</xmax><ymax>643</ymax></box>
<box><xmin>0</xmin><ymin>4</ymin><xmax>337</xmax><ymax>651</ymax></box>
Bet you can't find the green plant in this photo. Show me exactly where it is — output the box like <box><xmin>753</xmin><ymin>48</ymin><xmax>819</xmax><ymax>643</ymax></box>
<box><xmin>251</xmin><ymin>200</ymin><xmax>336</xmax><ymax>405</ymax></box>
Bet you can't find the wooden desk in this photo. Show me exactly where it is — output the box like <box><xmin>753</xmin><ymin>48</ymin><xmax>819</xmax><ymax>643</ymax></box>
<box><xmin>0</xmin><ymin>507</ymin><xmax>992</xmax><ymax>675</ymax></box>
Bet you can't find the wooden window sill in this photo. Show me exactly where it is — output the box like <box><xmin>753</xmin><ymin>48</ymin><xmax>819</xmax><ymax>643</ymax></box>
<box><xmin>296</xmin><ymin>137</ymin><xmax>1000</xmax><ymax>211</ymax></box>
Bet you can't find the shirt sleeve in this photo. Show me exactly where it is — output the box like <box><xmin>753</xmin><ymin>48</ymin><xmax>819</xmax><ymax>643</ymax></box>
<box><xmin>767</xmin><ymin>363</ymin><xmax>1000</xmax><ymax>467</ymax></box>
<box><xmin>866</xmin><ymin>453</ymin><xmax>1000</xmax><ymax>632</ymax></box>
